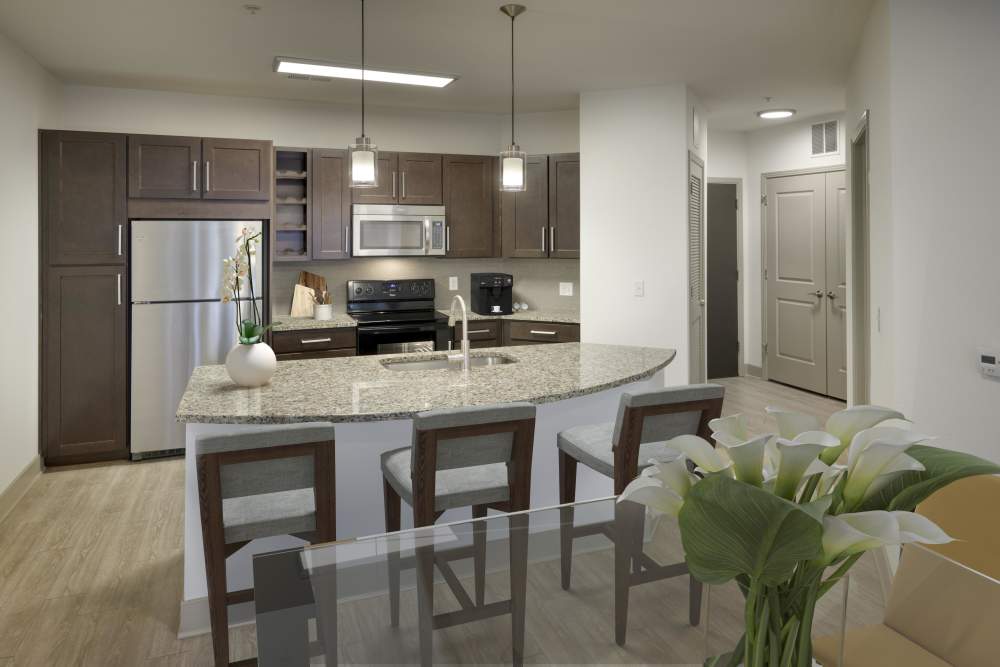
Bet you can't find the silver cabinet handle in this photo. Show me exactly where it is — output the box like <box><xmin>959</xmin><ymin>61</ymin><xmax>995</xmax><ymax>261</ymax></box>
<box><xmin>541</xmin><ymin>226</ymin><xmax>547</xmax><ymax>253</ymax></box>
<box><xmin>117</xmin><ymin>224</ymin><xmax>123</xmax><ymax>256</ymax></box>
<box><xmin>446</xmin><ymin>225</ymin><xmax>451</xmax><ymax>252</ymax></box>
<box><xmin>192</xmin><ymin>161</ymin><xmax>198</xmax><ymax>191</ymax></box>
<box><xmin>530</xmin><ymin>330</ymin><xmax>556</xmax><ymax>336</ymax></box>
<box><xmin>401</xmin><ymin>172</ymin><xmax>406</xmax><ymax>199</ymax></box>
<box><xmin>205</xmin><ymin>161</ymin><xmax>211</xmax><ymax>192</ymax></box>
<box><xmin>116</xmin><ymin>274</ymin><xmax>121</xmax><ymax>306</ymax></box>
<box><xmin>550</xmin><ymin>226</ymin><xmax>555</xmax><ymax>252</ymax></box>
<box><xmin>344</xmin><ymin>225</ymin><xmax>350</xmax><ymax>254</ymax></box>
<box><xmin>301</xmin><ymin>337</ymin><xmax>332</xmax><ymax>344</ymax></box>
<box><xmin>467</xmin><ymin>329</ymin><xmax>492</xmax><ymax>335</ymax></box>
<box><xmin>392</xmin><ymin>171</ymin><xmax>397</xmax><ymax>199</ymax></box>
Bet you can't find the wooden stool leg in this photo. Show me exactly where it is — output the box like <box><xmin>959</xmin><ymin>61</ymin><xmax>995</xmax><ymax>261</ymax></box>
<box><xmin>689</xmin><ymin>574</ymin><xmax>703</xmax><ymax>627</ymax></box>
<box><xmin>509</xmin><ymin>512</ymin><xmax>529</xmax><ymax>666</ymax></box>
<box><xmin>383</xmin><ymin>478</ymin><xmax>402</xmax><ymax>627</ymax></box>
<box><xmin>415</xmin><ymin>541</ymin><xmax>435</xmax><ymax>667</ymax></box>
<box><xmin>558</xmin><ymin>450</ymin><xmax>578</xmax><ymax>590</ymax></box>
<box><xmin>472</xmin><ymin>504</ymin><xmax>487</xmax><ymax>607</ymax></box>
<box><xmin>614</xmin><ymin>499</ymin><xmax>641</xmax><ymax>647</ymax></box>
<box><xmin>197</xmin><ymin>455</ymin><xmax>230</xmax><ymax>667</ymax></box>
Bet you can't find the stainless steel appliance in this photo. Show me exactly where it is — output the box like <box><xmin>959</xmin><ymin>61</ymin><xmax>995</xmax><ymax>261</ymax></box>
<box><xmin>347</xmin><ymin>279</ymin><xmax>450</xmax><ymax>355</ymax></box>
<box><xmin>130</xmin><ymin>220</ymin><xmax>265</xmax><ymax>459</ymax></box>
<box><xmin>471</xmin><ymin>272</ymin><xmax>514</xmax><ymax>316</ymax></box>
<box><xmin>351</xmin><ymin>204</ymin><xmax>446</xmax><ymax>257</ymax></box>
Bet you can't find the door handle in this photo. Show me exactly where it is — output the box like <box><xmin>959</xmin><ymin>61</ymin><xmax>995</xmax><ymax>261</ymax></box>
<box><xmin>392</xmin><ymin>171</ymin><xmax>397</xmax><ymax>199</ymax></box>
<box><xmin>826</xmin><ymin>291</ymin><xmax>837</xmax><ymax>299</ymax></box>
<box><xmin>117</xmin><ymin>224</ymin><xmax>123</xmax><ymax>256</ymax></box>
<box><xmin>541</xmin><ymin>226</ymin><xmax>547</xmax><ymax>253</ymax></box>
<box><xmin>812</xmin><ymin>290</ymin><xmax>824</xmax><ymax>298</ymax></box>
<box><xmin>401</xmin><ymin>172</ymin><xmax>406</xmax><ymax>199</ymax></box>
<box><xmin>192</xmin><ymin>161</ymin><xmax>198</xmax><ymax>191</ymax></box>
<box><xmin>205</xmin><ymin>161</ymin><xmax>210</xmax><ymax>192</ymax></box>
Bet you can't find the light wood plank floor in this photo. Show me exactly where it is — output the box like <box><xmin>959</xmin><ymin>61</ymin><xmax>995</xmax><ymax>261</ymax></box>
<box><xmin>0</xmin><ymin>378</ymin><xmax>865</xmax><ymax>666</ymax></box>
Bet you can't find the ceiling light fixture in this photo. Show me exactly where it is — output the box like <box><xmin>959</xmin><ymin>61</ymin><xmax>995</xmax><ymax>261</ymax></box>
<box><xmin>499</xmin><ymin>4</ymin><xmax>527</xmax><ymax>192</ymax></box>
<box><xmin>274</xmin><ymin>58</ymin><xmax>455</xmax><ymax>88</ymax></box>
<box><xmin>757</xmin><ymin>109</ymin><xmax>796</xmax><ymax>120</ymax></box>
<box><xmin>348</xmin><ymin>0</ymin><xmax>378</xmax><ymax>189</ymax></box>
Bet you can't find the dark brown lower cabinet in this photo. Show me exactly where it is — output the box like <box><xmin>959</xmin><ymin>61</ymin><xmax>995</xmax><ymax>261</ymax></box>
<box><xmin>42</xmin><ymin>266</ymin><xmax>127</xmax><ymax>465</ymax></box>
<box><xmin>502</xmin><ymin>320</ymin><xmax>580</xmax><ymax>346</ymax></box>
<box><xmin>272</xmin><ymin>328</ymin><xmax>357</xmax><ymax>360</ymax></box>
<box><xmin>453</xmin><ymin>319</ymin><xmax>502</xmax><ymax>348</ymax></box>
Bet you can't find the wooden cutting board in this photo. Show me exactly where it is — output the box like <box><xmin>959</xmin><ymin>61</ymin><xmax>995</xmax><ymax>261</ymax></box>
<box><xmin>297</xmin><ymin>271</ymin><xmax>327</xmax><ymax>297</ymax></box>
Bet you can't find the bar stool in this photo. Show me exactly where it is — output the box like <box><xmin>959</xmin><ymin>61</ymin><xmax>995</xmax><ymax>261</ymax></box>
<box><xmin>195</xmin><ymin>424</ymin><xmax>337</xmax><ymax>667</ymax></box>
<box><xmin>556</xmin><ymin>384</ymin><xmax>725</xmax><ymax>645</ymax></box>
<box><xmin>381</xmin><ymin>403</ymin><xmax>536</xmax><ymax>666</ymax></box>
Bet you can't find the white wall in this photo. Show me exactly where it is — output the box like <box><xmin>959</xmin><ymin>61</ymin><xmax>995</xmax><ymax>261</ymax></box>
<box><xmin>879</xmin><ymin>0</ymin><xmax>1000</xmax><ymax>461</ymax></box>
<box><xmin>57</xmin><ymin>85</ymin><xmax>579</xmax><ymax>155</ymax></box>
<box><xmin>580</xmin><ymin>84</ymin><xmax>692</xmax><ymax>385</ymax></box>
<box><xmin>0</xmin><ymin>31</ymin><xmax>60</xmax><ymax>494</ymax></box>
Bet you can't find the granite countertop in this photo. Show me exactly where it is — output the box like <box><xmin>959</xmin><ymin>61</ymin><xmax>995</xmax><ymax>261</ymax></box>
<box><xmin>176</xmin><ymin>343</ymin><xmax>674</xmax><ymax>424</ymax></box>
<box><xmin>442</xmin><ymin>309</ymin><xmax>580</xmax><ymax>325</ymax></box>
<box><xmin>271</xmin><ymin>313</ymin><xmax>357</xmax><ymax>331</ymax></box>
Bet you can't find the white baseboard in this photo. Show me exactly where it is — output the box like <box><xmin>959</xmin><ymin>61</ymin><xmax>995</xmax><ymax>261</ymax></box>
<box><xmin>0</xmin><ymin>455</ymin><xmax>42</xmax><ymax>524</ymax></box>
<box><xmin>744</xmin><ymin>364</ymin><xmax>763</xmax><ymax>378</ymax></box>
<box><xmin>178</xmin><ymin>597</ymin><xmax>255</xmax><ymax>639</ymax></box>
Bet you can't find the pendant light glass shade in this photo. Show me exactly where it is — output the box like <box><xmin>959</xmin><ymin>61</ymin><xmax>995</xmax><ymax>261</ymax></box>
<box><xmin>349</xmin><ymin>135</ymin><xmax>378</xmax><ymax>188</ymax></box>
<box><xmin>500</xmin><ymin>143</ymin><xmax>526</xmax><ymax>191</ymax></box>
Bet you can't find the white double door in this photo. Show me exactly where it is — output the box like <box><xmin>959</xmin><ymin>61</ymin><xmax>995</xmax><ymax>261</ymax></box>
<box><xmin>765</xmin><ymin>170</ymin><xmax>847</xmax><ymax>399</ymax></box>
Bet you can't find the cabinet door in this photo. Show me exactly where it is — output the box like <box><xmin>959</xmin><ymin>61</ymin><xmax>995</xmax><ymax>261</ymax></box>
<box><xmin>41</xmin><ymin>131</ymin><xmax>126</xmax><ymax>266</ymax></box>
<box><xmin>42</xmin><ymin>266</ymin><xmax>127</xmax><ymax>464</ymax></box>
<box><xmin>548</xmin><ymin>153</ymin><xmax>580</xmax><ymax>258</ymax></box>
<box><xmin>203</xmin><ymin>138</ymin><xmax>272</xmax><ymax>200</ymax></box>
<box><xmin>128</xmin><ymin>135</ymin><xmax>202</xmax><ymax>199</ymax></box>
<box><xmin>311</xmin><ymin>149</ymin><xmax>352</xmax><ymax>260</ymax></box>
<box><xmin>351</xmin><ymin>152</ymin><xmax>399</xmax><ymax>204</ymax></box>
<box><xmin>501</xmin><ymin>156</ymin><xmax>549</xmax><ymax>258</ymax></box>
<box><xmin>443</xmin><ymin>155</ymin><xmax>495</xmax><ymax>257</ymax></box>
<box><xmin>398</xmin><ymin>153</ymin><xmax>443</xmax><ymax>205</ymax></box>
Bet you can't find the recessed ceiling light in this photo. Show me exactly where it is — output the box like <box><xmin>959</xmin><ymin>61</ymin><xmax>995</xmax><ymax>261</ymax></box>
<box><xmin>274</xmin><ymin>57</ymin><xmax>455</xmax><ymax>88</ymax></box>
<box><xmin>757</xmin><ymin>109</ymin><xmax>796</xmax><ymax>120</ymax></box>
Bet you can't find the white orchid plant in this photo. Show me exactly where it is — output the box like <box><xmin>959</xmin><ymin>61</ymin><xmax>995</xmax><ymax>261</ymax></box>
<box><xmin>221</xmin><ymin>228</ymin><xmax>268</xmax><ymax>344</ymax></box>
<box><xmin>619</xmin><ymin>405</ymin><xmax>1000</xmax><ymax>667</ymax></box>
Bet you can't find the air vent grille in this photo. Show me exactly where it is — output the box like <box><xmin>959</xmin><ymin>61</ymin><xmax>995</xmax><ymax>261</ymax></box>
<box><xmin>811</xmin><ymin>121</ymin><xmax>839</xmax><ymax>155</ymax></box>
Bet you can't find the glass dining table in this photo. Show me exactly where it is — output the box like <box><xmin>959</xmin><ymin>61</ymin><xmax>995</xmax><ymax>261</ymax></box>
<box><xmin>252</xmin><ymin>497</ymin><xmax>855</xmax><ymax>666</ymax></box>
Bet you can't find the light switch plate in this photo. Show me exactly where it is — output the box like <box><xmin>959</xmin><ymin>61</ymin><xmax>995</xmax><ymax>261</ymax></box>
<box><xmin>559</xmin><ymin>282</ymin><xmax>574</xmax><ymax>296</ymax></box>
<box><xmin>634</xmin><ymin>280</ymin><xmax>645</xmax><ymax>297</ymax></box>
<box><xmin>448</xmin><ymin>276</ymin><xmax>458</xmax><ymax>291</ymax></box>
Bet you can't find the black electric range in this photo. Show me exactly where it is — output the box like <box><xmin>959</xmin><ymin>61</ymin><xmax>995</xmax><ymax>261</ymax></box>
<box><xmin>346</xmin><ymin>279</ymin><xmax>451</xmax><ymax>356</ymax></box>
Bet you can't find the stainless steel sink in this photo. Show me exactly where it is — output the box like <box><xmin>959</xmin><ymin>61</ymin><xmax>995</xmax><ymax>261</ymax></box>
<box><xmin>381</xmin><ymin>354</ymin><xmax>516</xmax><ymax>371</ymax></box>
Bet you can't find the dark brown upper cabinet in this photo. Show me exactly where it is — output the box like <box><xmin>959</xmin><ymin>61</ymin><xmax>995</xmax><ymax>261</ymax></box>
<box><xmin>500</xmin><ymin>155</ymin><xmax>549</xmax><ymax>258</ymax></box>
<box><xmin>203</xmin><ymin>138</ymin><xmax>271</xmax><ymax>200</ymax></box>
<box><xmin>350</xmin><ymin>152</ymin><xmax>442</xmax><ymax>205</ymax></box>
<box><xmin>42</xmin><ymin>131</ymin><xmax>126</xmax><ymax>266</ymax></box>
<box><xmin>442</xmin><ymin>155</ymin><xmax>496</xmax><ymax>257</ymax></box>
<box><xmin>128</xmin><ymin>135</ymin><xmax>202</xmax><ymax>199</ymax></box>
<box><xmin>548</xmin><ymin>153</ymin><xmax>580</xmax><ymax>259</ymax></box>
<box><xmin>351</xmin><ymin>151</ymin><xmax>399</xmax><ymax>205</ymax></box>
<box><xmin>311</xmin><ymin>149</ymin><xmax>352</xmax><ymax>260</ymax></box>
<box><xmin>42</xmin><ymin>265</ymin><xmax>127</xmax><ymax>465</ymax></box>
<box><xmin>398</xmin><ymin>153</ymin><xmax>443</xmax><ymax>205</ymax></box>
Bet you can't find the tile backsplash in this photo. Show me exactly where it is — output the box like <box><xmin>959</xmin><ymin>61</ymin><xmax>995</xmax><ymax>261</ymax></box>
<box><xmin>271</xmin><ymin>258</ymin><xmax>580</xmax><ymax>315</ymax></box>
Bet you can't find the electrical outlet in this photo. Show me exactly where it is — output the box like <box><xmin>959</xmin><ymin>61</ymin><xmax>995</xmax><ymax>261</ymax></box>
<box><xmin>448</xmin><ymin>276</ymin><xmax>458</xmax><ymax>291</ymax></box>
<box><xmin>559</xmin><ymin>282</ymin><xmax>574</xmax><ymax>297</ymax></box>
<box><xmin>634</xmin><ymin>280</ymin><xmax>645</xmax><ymax>297</ymax></box>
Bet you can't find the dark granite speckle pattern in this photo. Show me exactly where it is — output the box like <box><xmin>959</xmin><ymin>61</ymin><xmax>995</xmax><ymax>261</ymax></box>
<box><xmin>176</xmin><ymin>343</ymin><xmax>675</xmax><ymax>424</ymax></box>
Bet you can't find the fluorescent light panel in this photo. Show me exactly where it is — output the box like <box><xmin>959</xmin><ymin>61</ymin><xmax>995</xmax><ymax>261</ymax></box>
<box><xmin>757</xmin><ymin>109</ymin><xmax>796</xmax><ymax>120</ymax></box>
<box><xmin>275</xmin><ymin>58</ymin><xmax>455</xmax><ymax>88</ymax></box>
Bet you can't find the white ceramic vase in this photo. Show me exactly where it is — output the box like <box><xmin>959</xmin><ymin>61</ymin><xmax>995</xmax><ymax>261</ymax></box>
<box><xmin>225</xmin><ymin>342</ymin><xmax>277</xmax><ymax>387</ymax></box>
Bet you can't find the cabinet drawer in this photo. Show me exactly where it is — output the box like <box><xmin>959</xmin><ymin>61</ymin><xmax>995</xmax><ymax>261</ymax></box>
<box><xmin>272</xmin><ymin>328</ymin><xmax>357</xmax><ymax>354</ymax></box>
<box><xmin>503</xmin><ymin>321</ymin><xmax>580</xmax><ymax>345</ymax></box>
<box><xmin>276</xmin><ymin>348</ymin><xmax>356</xmax><ymax>362</ymax></box>
<box><xmin>454</xmin><ymin>319</ymin><xmax>501</xmax><ymax>343</ymax></box>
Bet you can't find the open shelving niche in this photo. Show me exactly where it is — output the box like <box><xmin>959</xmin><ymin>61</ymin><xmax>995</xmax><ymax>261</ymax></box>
<box><xmin>273</xmin><ymin>147</ymin><xmax>311</xmax><ymax>261</ymax></box>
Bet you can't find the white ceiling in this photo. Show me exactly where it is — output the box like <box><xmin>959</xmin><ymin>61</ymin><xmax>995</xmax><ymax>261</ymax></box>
<box><xmin>0</xmin><ymin>0</ymin><xmax>872</xmax><ymax>131</ymax></box>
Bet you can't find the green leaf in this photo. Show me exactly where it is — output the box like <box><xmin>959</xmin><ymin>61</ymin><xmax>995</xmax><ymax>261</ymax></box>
<box><xmin>856</xmin><ymin>444</ymin><xmax>1000</xmax><ymax>512</ymax></box>
<box><xmin>678</xmin><ymin>475</ymin><xmax>824</xmax><ymax>585</ymax></box>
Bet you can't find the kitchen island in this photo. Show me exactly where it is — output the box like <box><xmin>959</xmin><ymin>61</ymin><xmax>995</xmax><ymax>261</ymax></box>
<box><xmin>176</xmin><ymin>342</ymin><xmax>674</xmax><ymax>633</ymax></box>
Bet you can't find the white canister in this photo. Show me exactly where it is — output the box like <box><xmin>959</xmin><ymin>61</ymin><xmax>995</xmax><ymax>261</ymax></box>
<box><xmin>313</xmin><ymin>303</ymin><xmax>334</xmax><ymax>321</ymax></box>
<box><xmin>225</xmin><ymin>342</ymin><xmax>277</xmax><ymax>388</ymax></box>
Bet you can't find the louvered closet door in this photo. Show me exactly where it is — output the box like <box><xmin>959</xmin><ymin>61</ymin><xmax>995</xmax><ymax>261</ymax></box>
<box><xmin>688</xmin><ymin>156</ymin><xmax>706</xmax><ymax>383</ymax></box>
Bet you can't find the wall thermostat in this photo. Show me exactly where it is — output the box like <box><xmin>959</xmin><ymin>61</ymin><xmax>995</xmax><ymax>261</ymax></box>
<box><xmin>979</xmin><ymin>349</ymin><xmax>999</xmax><ymax>377</ymax></box>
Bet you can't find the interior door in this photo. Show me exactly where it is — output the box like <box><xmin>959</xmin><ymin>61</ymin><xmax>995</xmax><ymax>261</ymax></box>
<box><xmin>707</xmin><ymin>182</ymin><xmax>739</xmax><ymax>379</ymax></box>
<box><xmin>688</xmin><ymin>156</ymin><xmax>706</xmax><ymax>384</ymax></box>
<box><xmin>825</xmin><ymin>171</ymin><xmax>849</xmax><ymax>399</ymax></box>
<box><xmin>765</xmin><ymin>173</ymin><xmax>828</xmax><ymax>393</ymax></box>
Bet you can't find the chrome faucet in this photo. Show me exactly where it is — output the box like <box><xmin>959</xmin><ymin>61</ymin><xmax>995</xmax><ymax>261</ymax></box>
<box><xmin>448</xmin><ymin>294</ymin><xmax>471</xmax><ymax>374</ymax></box>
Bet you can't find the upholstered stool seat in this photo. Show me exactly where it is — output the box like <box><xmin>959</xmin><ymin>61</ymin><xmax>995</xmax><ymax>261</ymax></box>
<box><xmin>381</xmin><ymin>447</ymin><xmax>510</xmax><ymax>511</ymax></box>
<box><xmin>556</xmin><ymin>422</ymin><xmax>680</xmax><ymax>478</ymax></box>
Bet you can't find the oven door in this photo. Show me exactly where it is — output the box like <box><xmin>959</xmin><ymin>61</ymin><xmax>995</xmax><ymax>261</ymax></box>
<box><xmin>356</xmin><ymin>321</ymin><xmax>448</xmax><ymax>356</ymax></box>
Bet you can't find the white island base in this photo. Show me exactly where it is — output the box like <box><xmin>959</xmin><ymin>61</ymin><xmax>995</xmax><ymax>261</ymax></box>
<box><xmin>179</xmin><ymin>355</ymin><xmax>669</xmax><ymax>635</ymax></box>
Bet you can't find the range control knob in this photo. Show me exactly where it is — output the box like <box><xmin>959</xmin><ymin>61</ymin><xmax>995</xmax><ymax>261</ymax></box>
<box><xmin>365</xmin><ymin>287</ymin><xmax>374</xmax><ymax>295</ymax></box>
<box><xmin>354</xmin><ymin>286</ymin><xmax>363</xmax><ymax>295</ymax></box>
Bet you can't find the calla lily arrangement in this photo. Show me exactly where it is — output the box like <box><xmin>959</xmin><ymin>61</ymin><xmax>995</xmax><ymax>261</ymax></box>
<box><xmin>619</xmin><ymin>405</ymin><xmax>1000</xmax><ymax>667</ymax></box>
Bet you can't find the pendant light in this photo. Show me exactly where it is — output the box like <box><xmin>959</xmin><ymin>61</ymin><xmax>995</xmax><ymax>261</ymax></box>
<box><xmin>349</xmin><ymin>0</ymin><xmax>378</xmax><ymax>188</ymax></box>
<box><xmin>499</xmin><ymin>4</ymin><xmax>527</xmax><ymax>192</ymax></box>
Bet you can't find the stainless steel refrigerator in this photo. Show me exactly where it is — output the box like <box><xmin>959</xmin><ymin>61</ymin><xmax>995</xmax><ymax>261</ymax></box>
<box><xmin>130</xmin><ymin>219</ymin><xmax>266</xmax><ymax>459</ymax></box>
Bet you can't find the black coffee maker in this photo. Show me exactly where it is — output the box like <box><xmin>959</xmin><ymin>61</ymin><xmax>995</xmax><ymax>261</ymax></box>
<box><xmin>470</xmin><ymin>273</ymin><xmax>514</xmax><ymax>315</ymax></box>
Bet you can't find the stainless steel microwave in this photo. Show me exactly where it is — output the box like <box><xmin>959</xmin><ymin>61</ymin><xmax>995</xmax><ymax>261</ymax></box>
<box><xmin>351</xmin><ymin>204</ymin><xmax>446</xmax><ymax>257</ymax></box>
